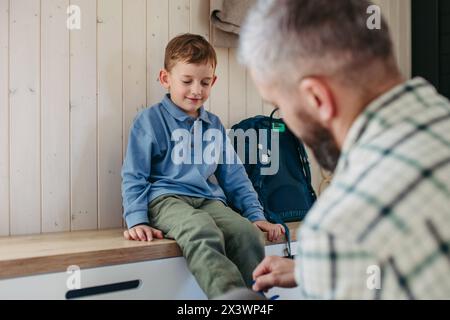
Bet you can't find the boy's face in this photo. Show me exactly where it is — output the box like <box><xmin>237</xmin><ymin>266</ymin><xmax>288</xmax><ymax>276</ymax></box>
<box><xmin>159</xmin><ymin>61</ymin><xmax>217</xmax><ymax>117</ymax></box>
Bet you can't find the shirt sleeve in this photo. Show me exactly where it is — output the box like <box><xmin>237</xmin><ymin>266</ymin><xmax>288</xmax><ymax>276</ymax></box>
<box><xmin>294</xmin><ymin>225</ymin><xmax>380</xmax><ymax>299</ymax></box>
<box><xmin>121</xmin><ymin>118</ymin><xmax>154</xmax><ymax>229</ymax></box>
<box><xmin>215</xmin><ymin>125</ymin><xmax>266</xmax><ymax>222</ymax></box>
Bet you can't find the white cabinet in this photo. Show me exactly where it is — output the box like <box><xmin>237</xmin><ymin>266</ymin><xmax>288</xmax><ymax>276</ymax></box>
<box><xmin>0</xmin><ymin>243</ymin><xmax>299</xmax><ymax>300</ymax></box>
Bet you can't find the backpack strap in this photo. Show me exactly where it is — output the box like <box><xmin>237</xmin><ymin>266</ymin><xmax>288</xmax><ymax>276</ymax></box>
<box><xmin>269</xmin><ymin>108</ymin><xmax>279</xmax><ymax>122</ymax></box>
<box><xmin>297</xmin><ymin>141</ymin><xmax>312</xmax><ymax>185</ymax></box>
<box><xmin>296</xmin><ymin>139</ymin><xmax>317</xmax><ymax>203</ymax></box>
<box><xmin>267</xmin><ymin>211</ymin><xmax>293</xmax><ymax>259</ymax></box>
<box><xmin>270</xmin><ymin>107</ymin><xmax>312</xmax><ymax>187</ymax></box>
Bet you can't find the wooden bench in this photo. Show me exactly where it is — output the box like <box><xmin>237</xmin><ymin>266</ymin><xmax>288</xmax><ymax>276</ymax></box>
<box><xmin>0</xmin><ymin>222</ymin><xmax>300</xmax><ymax>281</ymax></box>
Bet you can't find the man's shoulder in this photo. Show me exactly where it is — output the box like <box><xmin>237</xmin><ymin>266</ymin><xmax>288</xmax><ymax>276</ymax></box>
<box><xmin>305</xmin><ymin>120</ymin><xmax>450</xmax><ymax>252</ymax></box>
<box><xmin>348</xmin><ymin>102</ymin><xmax>450</xmax><ymax>171</ymax></box>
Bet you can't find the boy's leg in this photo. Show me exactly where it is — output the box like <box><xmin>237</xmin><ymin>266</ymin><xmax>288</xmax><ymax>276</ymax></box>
<box><xmin>199</xmin><ymin>200</ymin><xmax>266</xmax><ymax>288</ymax></box>
<box><xmin>149</xmin><ymin>194</ymin><xmax>247</xmax><ymax>299</ymax></box>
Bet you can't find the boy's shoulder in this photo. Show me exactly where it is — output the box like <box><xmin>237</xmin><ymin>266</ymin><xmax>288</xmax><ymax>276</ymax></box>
<box><xmin>130</xmin><ymin>102</ymin><xmax>167</xmax><ymax>135</ymax></box>
<box><xmin>134</xmin><ymin>103</ymin><xmax>167</xmax><ymax>125</ymax></box>
<box><xmin>134</xmin><ymin>102</ymin><xmax>164</xmax><ymax>122</ymax></box>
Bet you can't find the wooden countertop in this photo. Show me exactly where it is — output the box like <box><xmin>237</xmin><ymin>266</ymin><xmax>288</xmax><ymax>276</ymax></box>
<box><xmin>0</xmin><ymin>222</ymin><xmax>300</xmax><ymax>280</ymax></box>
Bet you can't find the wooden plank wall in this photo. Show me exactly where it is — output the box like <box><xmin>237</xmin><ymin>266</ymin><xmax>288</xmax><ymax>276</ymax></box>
<box><xmin>374</xmin><ymin>0</ymin><xmax>412</xmax><ymax>79</ymax></box>
<box><xmin>0</xmin><ymin>0</ymin><xmax>411</xmax><ymax>236</ymax></box>
<box><xmin>0</xmin><ymin>0</ymin><xmax>9</xmax><ymax>236</ymax></box>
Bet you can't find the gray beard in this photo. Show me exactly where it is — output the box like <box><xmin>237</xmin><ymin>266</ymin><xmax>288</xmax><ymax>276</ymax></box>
<box><xmin>290</xmin><ymin>106</ymin><xmax>341</xmax><ymax>172</ymax></box>
<box><xmin>300</xmin><ymin>121</ymin><xmax>341</xmax><ymax>173</ymax></box>
<box><xmin>309</xmin><ymin>134</ymin><xmax>341</xmax><ymax>173</ymax></box>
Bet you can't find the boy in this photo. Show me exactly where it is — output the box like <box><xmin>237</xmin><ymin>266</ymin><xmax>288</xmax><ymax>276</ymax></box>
<box><xmin>121</xmin><ymin>33</ymin><xmax>284</xmax><ymax>298</ymax></box>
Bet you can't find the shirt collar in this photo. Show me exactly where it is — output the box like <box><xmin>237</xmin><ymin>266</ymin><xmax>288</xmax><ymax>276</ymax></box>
<box><xmin>161</xmin><ymin>94</ymin><xmax>212</xmax><ymax>124</ymax></box>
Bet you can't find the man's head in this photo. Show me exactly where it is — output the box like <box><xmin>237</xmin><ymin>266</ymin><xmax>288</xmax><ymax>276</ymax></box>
<box><xmin>160</xmin><ymin>34</ymin><xmax>218</xmax><ymax>117</ymax></box>
<box><xmin>239</xmin><ymin>0</ymin><xmax>403</xmax><ymax>171</ymax></box>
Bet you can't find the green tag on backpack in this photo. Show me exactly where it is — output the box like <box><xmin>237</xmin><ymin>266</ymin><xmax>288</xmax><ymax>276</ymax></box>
<box><xmin>272</xmin><ymin>122</ymin><xmax>286</xmax><ymax>132</ymax></box>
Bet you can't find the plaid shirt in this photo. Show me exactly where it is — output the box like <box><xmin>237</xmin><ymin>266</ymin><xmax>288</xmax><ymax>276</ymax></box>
<box><xmin>295</xmin><ymin>77</ymin><xmax>450</xmax><ymax>299</ymax></box>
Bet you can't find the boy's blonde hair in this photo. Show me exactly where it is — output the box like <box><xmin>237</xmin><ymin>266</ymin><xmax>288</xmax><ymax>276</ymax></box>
<box><xmin>164</xmin><ymin>33</ymin><xmax>217</xmax><ymax>72</ymax></box>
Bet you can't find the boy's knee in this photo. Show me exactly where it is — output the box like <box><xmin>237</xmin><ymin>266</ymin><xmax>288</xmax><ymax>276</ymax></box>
<box><xmin>174</xmin><ymin>213</ymin><xmax>228</xmax><ymax>260</ymax></box>
<box><xmin>175</xmin><ymin>212</ymin><xmax>224</xmax><ymax>242</ymax></box>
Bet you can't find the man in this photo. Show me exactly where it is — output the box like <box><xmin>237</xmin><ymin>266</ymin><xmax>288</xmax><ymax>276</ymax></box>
<box><xmin>233</xmin><ymin>0</ymin><xmax>450</xmax><ymax>299</ymax></box>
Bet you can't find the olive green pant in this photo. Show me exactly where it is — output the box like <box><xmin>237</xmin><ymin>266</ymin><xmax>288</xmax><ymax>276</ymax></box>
<box><xmin>149</xmin><ymin>194</ymin><xmax>266</xmax><ymax>299</ymax></box>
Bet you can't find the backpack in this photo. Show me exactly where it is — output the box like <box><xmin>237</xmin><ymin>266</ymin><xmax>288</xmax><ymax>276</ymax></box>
<box><xmin>230</xmin><ymin>108</ymin><xmax>317</xmax><ymax>257</ymax></box>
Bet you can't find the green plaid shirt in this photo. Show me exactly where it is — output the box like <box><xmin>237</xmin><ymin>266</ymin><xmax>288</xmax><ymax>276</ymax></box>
<box><xmin>295</xmin><ymin>77</ymin><xmax>450</xmax><ymax>299</ymax></box>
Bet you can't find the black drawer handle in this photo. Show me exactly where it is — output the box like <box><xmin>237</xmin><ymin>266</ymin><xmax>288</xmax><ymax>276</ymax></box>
<box><xmin>66</xmin><ymin>280</ymin><xmax>141</xmax><ymax>299</ymax></box>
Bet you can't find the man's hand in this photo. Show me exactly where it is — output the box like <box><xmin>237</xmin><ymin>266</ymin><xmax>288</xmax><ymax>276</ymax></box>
<box><xmin>123</xmin><ymin>225</ymin><xmax>164</xmax><ymax>242</ymax></box>
<box><xmin>253</xmin><ymin>220</ymin><xmax>285</xmax><ymax>242</ymax></box>
<box><xmin>252</xmin><ymin>256</ymin><xmax>297</xmax><ymax>292</ymax></box>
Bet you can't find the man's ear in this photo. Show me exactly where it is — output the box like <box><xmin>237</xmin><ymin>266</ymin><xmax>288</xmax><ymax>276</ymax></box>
<box><xmin>299</xmin><ymin>78</ymin><xmax>336</xmax><ymax>124</ymax></box>
<box><xmin>159</xmin><ymin>69</ymin><xmax>170</xmax><ymax>89</ymax></box>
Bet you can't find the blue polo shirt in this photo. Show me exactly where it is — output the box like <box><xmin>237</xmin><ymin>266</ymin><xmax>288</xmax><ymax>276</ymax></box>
<box><xmin>121</xmin><ymin>94</ymin><xmax>266</xmax><ymax>228</ymax></box>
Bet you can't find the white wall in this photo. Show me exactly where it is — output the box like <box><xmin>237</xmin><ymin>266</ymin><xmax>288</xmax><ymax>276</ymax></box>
<box><xmin>0</xmin><ymin>0</ymin><xmax>411</xmax><ymax>236</ymax></box>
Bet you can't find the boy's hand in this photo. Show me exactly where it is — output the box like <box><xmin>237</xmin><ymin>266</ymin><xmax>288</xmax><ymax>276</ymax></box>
<box><xmin>253</xmin><ymin>221</ymin><xmax>285</xmax><ymax>242</ymax></box>
<box><xmin>124</xmin><ymin>225</ymin><xmax>164</xmax><ymax>242</ymax></box>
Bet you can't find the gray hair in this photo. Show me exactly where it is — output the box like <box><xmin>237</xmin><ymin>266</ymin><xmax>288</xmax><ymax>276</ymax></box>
<box><xmin>238</xmin><ymin>0</ymin><xmax>396</xmax><ymax>86</ymax></box>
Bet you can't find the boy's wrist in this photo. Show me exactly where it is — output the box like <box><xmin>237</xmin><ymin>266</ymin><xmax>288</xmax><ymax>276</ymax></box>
<box><xmin>125</xmin><ymin>210</ymin><xmax>150</xmax><ymax>229</ymax></box>
<box><xmin>130</xmin><ymin>222</ymin><xmax>150</xmax><ymax>229</ymax></box>
<box><xmin>246</xmin><ymin>210</ymin><xmax>267</xmax><ymax>223</ymax></box>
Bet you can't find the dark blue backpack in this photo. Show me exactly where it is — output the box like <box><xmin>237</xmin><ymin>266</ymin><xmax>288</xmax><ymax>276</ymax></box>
<box><xmin>230</xmin><ymin>108</ymin><xmax>317</xmax><ymax>257</ymax></box>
